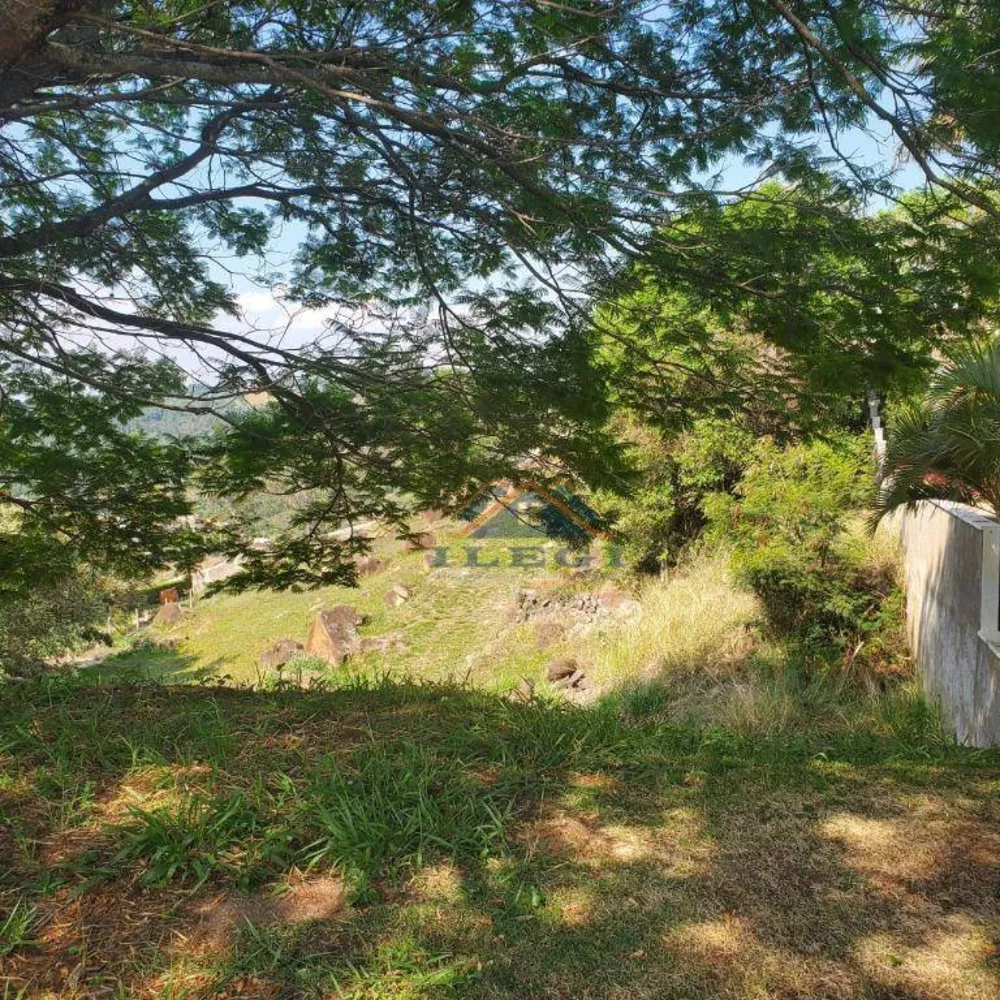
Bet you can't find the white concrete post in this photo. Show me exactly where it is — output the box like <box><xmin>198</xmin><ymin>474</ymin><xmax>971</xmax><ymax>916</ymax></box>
<box><xmin>979</xmin><ymin>522</ymin><xmax>1000</xmax><ymax>650</ymax></box>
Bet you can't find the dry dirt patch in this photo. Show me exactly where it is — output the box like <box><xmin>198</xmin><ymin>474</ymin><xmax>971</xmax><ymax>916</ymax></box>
<box><xmin>184</xmin><ymin>875</ymin><xmax>348</xmax><ymax>955</ymax></box>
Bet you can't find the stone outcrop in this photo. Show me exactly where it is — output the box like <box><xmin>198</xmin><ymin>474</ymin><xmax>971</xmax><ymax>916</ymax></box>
<box><xmin>153</xmin><ymin>601</ymin><xmax>183</xmax><ymax>627</ymax></box>
<box><xmin>384</xmin><ymin>582</ymin><xmax>412</xmax><ymax>607</ymax></box>
<box><xmin>516</xmin><ymin>586</ymin><xmax>641</xmax><ymax>627</ymax></box>
<box><xmin>304</xmin><ymin>605</ymin><xmax>365</xmax><ymax>665</ymax></box>
<box><xmin>547</xmin><ymin>657</ymin><xmax>578</xmax><ymax>682</ymax></box>
<box><xmin>545</xmin><ymin>657</ymin><xmax>594</xmax><ymax>699</ymax></box>
<box><xmin>355</xmin><ymin>554</ymin><xmax>382</xmax><ymax>577</ymax></box>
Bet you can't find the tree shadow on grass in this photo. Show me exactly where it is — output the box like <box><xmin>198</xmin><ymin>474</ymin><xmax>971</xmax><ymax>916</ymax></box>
<box><xmin>76</xmin><ymin>646</ymin><xmax>230</xmax><ymax>685</ymax></box>
<box><xmin>0</xmin><ymin>675</ymin><xmax>998</xmax><ymax>998</ymax></box>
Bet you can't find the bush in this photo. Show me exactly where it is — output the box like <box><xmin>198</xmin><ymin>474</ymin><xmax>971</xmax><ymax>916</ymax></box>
<box><xmin>592</xmin><ymin>416</ymin><xmax>753</xmax><ymax>572</ymax></box>
<box><xmin>706</xmin><ymin>435</ymin><xmax>906</xmax><ymax>675</ymax></box>
<box><xmin>0</xmin><ymin>568</ymin><xmax>113</xmax><ymax>675</ymax></box>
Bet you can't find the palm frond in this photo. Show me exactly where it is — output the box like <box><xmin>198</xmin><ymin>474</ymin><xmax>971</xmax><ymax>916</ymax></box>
<box><xmin>872</xmin><ymin>336</ymin><xmax>1000</xmax><ymax>525</ymax></box>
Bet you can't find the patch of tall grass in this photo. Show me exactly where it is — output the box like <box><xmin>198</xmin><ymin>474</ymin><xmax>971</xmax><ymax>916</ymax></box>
<box><xmin>591</xmin><ymin>550</ymin><xmax>758</xmax><ymax>686</ymax></box>
<box><xmin>0</xmin><ymin>898</ymin><xmax>39</xmax><ymax>957</ymax></box>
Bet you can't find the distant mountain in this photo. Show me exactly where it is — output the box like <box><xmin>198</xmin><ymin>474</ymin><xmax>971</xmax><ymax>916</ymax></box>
<box><xmin>127</xmin><ymin>384</ymin><xmax>261</xmax><ymax>439</ymax></box>
<box><xmin>128</xmin><ymin>404</ymin><xmax>225</xmax><ymax>439</ymax></box>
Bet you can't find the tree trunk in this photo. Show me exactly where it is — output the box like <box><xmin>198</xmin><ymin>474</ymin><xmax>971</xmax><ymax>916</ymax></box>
<box><xmin>0</xmin><ymin>0</ymin><xmax>91</xmax><ymax>111</ymax></box>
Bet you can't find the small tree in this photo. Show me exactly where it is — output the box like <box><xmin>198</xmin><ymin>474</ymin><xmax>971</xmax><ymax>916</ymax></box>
<box><xmin>704</xmin><ymin>435</ymin><xmax>893</xmax><ymax>661</ymax></box>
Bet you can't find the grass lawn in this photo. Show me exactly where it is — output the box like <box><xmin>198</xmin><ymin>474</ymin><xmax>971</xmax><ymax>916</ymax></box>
<box><xmin>95</xmin><ymin>534</ymin><xmax>566</xmax><ymax>689</ymax></box>
<box><xmin>1</xmin><ymin>669</ymin><xmax>998</xmax><ymax>999</ymax></box>
<box><xmin>3</xmin><ymin>534</ymin><xmax>998</xmax><ymax>998</ymax></box>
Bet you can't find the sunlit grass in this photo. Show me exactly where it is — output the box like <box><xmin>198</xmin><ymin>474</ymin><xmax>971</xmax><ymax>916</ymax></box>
<box><xmin>11</xmin><ymin>531</ymin><xmax>994</xmax><ymax>997</ymax></box>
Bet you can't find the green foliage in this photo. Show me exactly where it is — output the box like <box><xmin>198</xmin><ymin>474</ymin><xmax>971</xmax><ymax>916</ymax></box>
<box><xmin>590</xmin><ymin>421</ymin><xmax>678</xmax><ymax>572</ymax></box>
<box><xmin>0</xmin><ymin>567</ymin><xmax>112</xmax><ymax>674</ymax></box>
<box><xmin>874</xmin><ymin>336</ymin><xmax>1000</xmax><ymax>520</ymax></box>
<box><xmin>304</xmin><ymin>743</ymin><xmax>509</xmax><ymax>901</ymax></box>
<box><xmin>0</xmin><ymin>898</ymin><xmax>38</xmax><ymax>957</ymax></box>
<box><xmin>0</xmin><ymin>358</ymin><xmax>201</xmax><ymax>594</ymax></box>
<box><xmin>706</xmin><ymin>435</ymin><xmax>873</xmax><ymax>562</ymax></box>
<box><xmin>6</xmin><ymin>2</ymin><xmax>1000</xmax><ymax>595</ymax></box>
<box><xmin>675</xmin><ymin>418</ymin><xmax>756</xmax><ymax>495</ymax></box>
<box><xmin>112</xmin><ymin>738</ymin><xmax>509</xmax><ymax>902</ymax></box>
<box><xmin>707</xmin><ymin>435</ymin><xmax>903</xmax><ymax>672</ymax></box>
<box><xmin>592</xmin><ymin>417</ymin><xmax>754</xmax><ymax>571</ymax></box>
<box><xmin>599</xmin><ymin>183</ymin><xmax>1000</xmax><ymax>441</ymax></box>
<box><xmin>115</xmin><ymin>789</ymin><xmax>298</xmax><ymax>891</ymax></box>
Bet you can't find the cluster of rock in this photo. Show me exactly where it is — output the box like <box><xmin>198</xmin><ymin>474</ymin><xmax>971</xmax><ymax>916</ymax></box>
<box><xmin>384</xmin><ymin>582</ymin><xmax>411</xmax><ymax>607</ymax></box>
<box><xmin>515</xmin><ymin>582</ymin><xmax>642</xmax><ymax>629</ymax></box>
<box><xmin>256</xmin><ymin>545</ymin><xmax>421</xmax><ymax>681</ymax></box>
<box><xmin>546</xmin><ymin>657</ymin><xmax>590</xmax><ymax>691</ymax></box>
<box><xmin>152</xmin><ymin>600</ymin><xmax>187</xmax><ymax>627</ymax></box>
<box><xmin>304</xmin><ymin>605</ymin><xmax>367</xmax><ymax>665</ymax></box>
<box><xmin>258</xmin><ymin>600</ymin><xmax>406</xmax><ymax>678</ymax></box>
<box><xmin>507</xmin><ymin>582</ymin><xmax>645</xmax><ymax>706</ymax></box>
<box><xmin>259</xmin><ymin>637</ymin><xmax>305</xmax><ymax>670</ymax></box>
<box><xmin>512</xmin><ymin>656</ymin><xmax>595</xmax><ymax>705</ymax></box>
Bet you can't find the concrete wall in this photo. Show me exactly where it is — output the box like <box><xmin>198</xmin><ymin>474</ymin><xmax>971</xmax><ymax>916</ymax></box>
<box><xmin>191</xmin><ymin>555</ymin><xmax>244</xmax><ymax>596</ymax></box>
<box><xmin>893</xmin><ymin>500</ymin><xmax>1000</xmax><ymax>747</ymax></box>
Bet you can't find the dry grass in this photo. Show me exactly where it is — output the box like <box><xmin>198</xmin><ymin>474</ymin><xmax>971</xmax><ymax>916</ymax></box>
<box><xmin>587</xmin><ymin>550</ymin><xmax>759</xmax><ymax>688</ymax></box>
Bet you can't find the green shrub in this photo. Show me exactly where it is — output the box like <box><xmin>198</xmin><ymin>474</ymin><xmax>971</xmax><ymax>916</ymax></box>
<box><xmin>592</xmin><ymin>416</ymin><xmax>753</xmax><ymax>572</ymax></box>
<box><xmin>0</xmin><ymin>568</ymin><xmax>112</xmax><ymax>675</ymax></box>
<box><xmin>706</xmin><ymin>435</ymin><xmax>906</xmax><ymax>674</ymax></box>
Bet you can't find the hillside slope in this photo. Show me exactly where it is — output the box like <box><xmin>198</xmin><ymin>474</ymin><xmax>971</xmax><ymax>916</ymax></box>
<box><xmin>96</xmin><ymin>527</ymin><xmax>759</xmax><ymax>705</ymax></box>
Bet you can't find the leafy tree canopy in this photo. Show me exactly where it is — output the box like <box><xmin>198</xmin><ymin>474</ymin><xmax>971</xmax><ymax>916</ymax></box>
<box><xmin>599</xmin><ymin>183</ymin><xmax>1000</xmax><ymax>436</ymax></box>
<box><xmin>3</xmin><ymin>0</ymin><xmax>1000</xmax><ymax>589</ymax></box>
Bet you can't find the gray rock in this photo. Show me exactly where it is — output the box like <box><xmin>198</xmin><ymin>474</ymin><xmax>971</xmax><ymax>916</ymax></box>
<box><xmin>304</xmin><ymin>605</ymin><xmax>363</xmax><ymax>664</ymax></box>
<box><xmin>384</xmin><ymin>582</ymin><xmax>412</xmax><ymax>607</ymax></box>
<box><xmin>355</xmin><ymin>555</ymin><xmax>382</xmax><ymax>577</ymax></box>
<box><xmin>153</xmin><ymin>601</ymin><xmax>182</xmax><ymax>627</ymax></box>
<box><xmin>612</xmin><ymin>599</ymin><xmax>643</xmax><ymax>622</ymax></box>
<box><xmin>565</xmin><ymin>683</ymin><xmax>602</xmax><ymax>705</ymax></box>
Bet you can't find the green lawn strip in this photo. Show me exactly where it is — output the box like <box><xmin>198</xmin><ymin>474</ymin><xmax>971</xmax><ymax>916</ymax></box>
<box><xmin>1</xmin><ymin>675</ymin><xmax>998</xmax><ymax>997</ymax></box>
